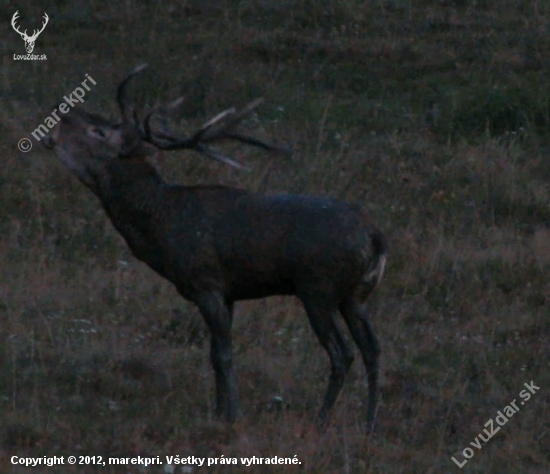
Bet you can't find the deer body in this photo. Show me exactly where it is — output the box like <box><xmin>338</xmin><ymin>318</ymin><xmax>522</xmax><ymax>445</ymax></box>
<box><xmin>98</xmin><ymin>161</ymin><xmax>382</xmax><ymax>302</ymax></box>
<box><xmin>44</xmin><ymin>65</ymin><xmax>386</xmax><ymax>431</ymax></box>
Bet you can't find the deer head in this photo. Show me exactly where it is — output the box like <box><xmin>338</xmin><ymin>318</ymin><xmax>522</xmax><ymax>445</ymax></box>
<box><xmin>11</xmin><ymin>11</ymin><xmax>49</xmax><ymax>54</ymax></box>
<box><xmin>43</xmin><ymin>64</ymin><xmax>284</xmax><ymax>192</ymax></box>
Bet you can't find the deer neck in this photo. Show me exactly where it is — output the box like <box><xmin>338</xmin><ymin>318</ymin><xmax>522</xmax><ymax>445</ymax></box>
<box><xmin>96</xmin><ymin>159</ymin><xmax>166</xmax><ymax>227</ymax></box>
<box><xmin>90</xmin><ymin>159</ymin><xmax>172</xmax><ymax>273</ymax></box>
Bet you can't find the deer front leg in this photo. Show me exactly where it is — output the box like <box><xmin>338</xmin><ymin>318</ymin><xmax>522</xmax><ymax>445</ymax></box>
<box><xmin>194</xmin><ymin>292</ymin><xmax>241</xmax><ymax>422</ymax></box>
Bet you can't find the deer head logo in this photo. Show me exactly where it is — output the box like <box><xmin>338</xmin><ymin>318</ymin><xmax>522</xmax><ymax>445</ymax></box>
<box><xmin>11</xmin><ymin>11</ymin><xmax>49</xmax><ymax>54</ymax></box>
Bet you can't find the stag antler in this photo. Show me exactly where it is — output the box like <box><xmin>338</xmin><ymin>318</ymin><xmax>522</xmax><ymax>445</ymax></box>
<box><xmin>117</xmin><ymin>63</ymin><xmax>148</xmax><ymax>124</ymax></box>
<box><xmin>116</xmin><ymin>64</ymin><xmax>288</xmax><ymax>169</ymax></box>
<box><xmin>142</xmin><ymin>98</ymin><xmax>285</xmax><ymax>170</ymax></box>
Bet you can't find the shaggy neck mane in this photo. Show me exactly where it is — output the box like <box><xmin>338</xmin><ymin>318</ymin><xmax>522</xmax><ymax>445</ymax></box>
<box><xmin>94</xmin><ymin>159</ymin><xmax>166</xmax><ymax>214</ymax></box>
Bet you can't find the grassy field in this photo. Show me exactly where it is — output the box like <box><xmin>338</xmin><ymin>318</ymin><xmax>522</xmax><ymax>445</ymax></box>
<box><xmin>1</xmin><ymin>1</ymin><xmax>549</xmax><ymax>472</ymax></box>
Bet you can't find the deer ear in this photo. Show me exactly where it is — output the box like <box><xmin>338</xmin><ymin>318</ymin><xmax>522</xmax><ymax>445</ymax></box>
<box><xmin>115</xmin><ymin>124</ymin><xmax>143</xmax><ymax>157</ymax></box>
<box><xmin>135</xmin><ymin>142</ymin><xmax>159</xmax><ymax>158</ymax></box>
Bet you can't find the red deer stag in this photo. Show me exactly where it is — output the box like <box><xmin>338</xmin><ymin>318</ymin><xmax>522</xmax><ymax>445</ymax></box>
<box><xmin>43</xmin><ymin>65</ymin><xmax>387</xmax><ymax>431</ymax></box>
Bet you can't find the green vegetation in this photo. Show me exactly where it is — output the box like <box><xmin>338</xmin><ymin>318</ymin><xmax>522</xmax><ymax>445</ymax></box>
<box><xmin>1</xmin><ymin>1</ymin><xmax>549</xmax><ymax>472</ymax></box>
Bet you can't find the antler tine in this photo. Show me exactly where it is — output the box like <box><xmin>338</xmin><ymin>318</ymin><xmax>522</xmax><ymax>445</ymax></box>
<box><xmin>196</xmin><ymin>99</ymin><xmax>263</xmax><ymax>143</ymax></box>
<box><xmin>166</xmin><ymin>96</ymin><xmax>185</xmax><ymax>110</ymax></box>
<box><xmin>192</xmin><ymin>99</ymin><xmax>291</xmax><ymax>154</ymax></box>
<box><xmin>195</xmin><ymin>144</ymin><xmax>251</xmax><ymax>171</ymax></box>
<box><xmin>219</xmin><ymin>98</ymin><xmax>265</xmax><ymax>130</ymax></box>
<box><xmin>201</xmin><ymin>98</ymin><xmax>290</xmax><ymax>153</ymax></box>
<box><xmin>142</xmin><ymin>109</ymin><xmax>249</xmax><ymax>170</ymax></box>
<box><xmin>143</xmin><ymin>104</ymin><xmax>238</xmax><ymax>148</ymax></box>
<box><xmin>117</xmin><ymin>63</ymin><xmax>148</xmax><ymax>123</ymax></box>
<box><xmin>143</xmin><ymin>106</ymin><xmax>192</xmax><ymax>148</ymax></box>
<box><xmin>200</xmin><ymin>108</ymin><xmax>237</xmax><ymax>133</ymax></box>
<box><xmin>141</xmin><ymin>96</ymin><xmax>286</xmax><ymax>169</ymax></box>
<box><xmin>139</xmin><ymin>96</ymin><xmax>185</xmax><ymax>138</ymax></box>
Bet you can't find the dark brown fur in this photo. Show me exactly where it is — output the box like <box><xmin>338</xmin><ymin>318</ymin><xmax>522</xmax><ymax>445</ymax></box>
<box><xmin>44</xmin><ymin>71</ymin><xmax>387</xmax><ymax>431</ymax></box>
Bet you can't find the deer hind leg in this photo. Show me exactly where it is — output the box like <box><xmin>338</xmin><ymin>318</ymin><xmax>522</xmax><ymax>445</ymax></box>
<box><xmin>339</xmin><ymin>298</ymin><xmax>380</xmax><ymax>432</ymax></box>
<box><xmin>194</xmin><ymin>292</ymin><xmax>241</xmax><ymax>422</ymax></box>
<box><xmin>300</xmin><ymin>298</ymin><xmax>355</xmax><ymax>428</ymax></box>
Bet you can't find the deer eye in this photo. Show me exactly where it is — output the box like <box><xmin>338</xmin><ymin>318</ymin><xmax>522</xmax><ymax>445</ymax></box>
<box><xmin>86</xmin><ymin>126</ymin><xmax>109</xmax><ymax>141</ymax></box>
